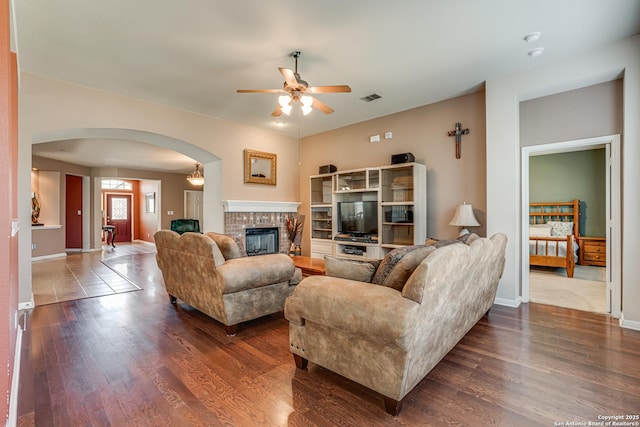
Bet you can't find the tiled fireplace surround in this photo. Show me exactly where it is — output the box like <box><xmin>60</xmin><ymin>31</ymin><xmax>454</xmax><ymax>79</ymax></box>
<box><xmin>222</xmin><ymin>201</ymin><xmax>301</xmax><ymax>255</ymax></box>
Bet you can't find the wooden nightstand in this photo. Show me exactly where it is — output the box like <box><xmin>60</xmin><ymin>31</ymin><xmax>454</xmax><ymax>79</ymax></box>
<box><xmin>579</xmin><ymin>237</ymin><xmax>606</xmax><ymax>267</ymax></box>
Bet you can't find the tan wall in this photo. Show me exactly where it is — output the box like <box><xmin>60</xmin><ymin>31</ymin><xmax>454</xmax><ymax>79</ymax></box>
<box><xmin>299</xmin><ymin>91</ymin><xmax>486</xmax><ymax>255</ymax></box>
<box><xmin>520</xmin><ymin>79</ymin><xmax>623</xmax><ymax>146</ymax></box>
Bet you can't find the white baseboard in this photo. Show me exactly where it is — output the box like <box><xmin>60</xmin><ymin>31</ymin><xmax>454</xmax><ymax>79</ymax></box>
<box><xmin>82</xmin><ymin>247</ymin><xmax>103</xmax><ymax>253</ymax></box>
<box><xmin>18</xmin><ymin>300</ymin><xmax>34</xmax><ymax>310</ymax></box>
<box><xmin>619</xmin><ymin>314</ymin><xmax>640</xmax><ymax>331</ymax></box>
<box><xmin>7</xmin><ymin>321</ymin><xmax>23</xmax><ymax>427</ymax></box>
<box><xmin>494</xmin><ymin>296</ymin><xmax>522</xmax><ymax>308</ymax></box>
<box><xmin>31</xmin><ymin>252</ymin><xmax>67</xmax><ymax>262</ymax></box>
<box><xmin>133</xmin><ymin>239</ymin><xmax>156</xmax><ymax>247</ymax></box>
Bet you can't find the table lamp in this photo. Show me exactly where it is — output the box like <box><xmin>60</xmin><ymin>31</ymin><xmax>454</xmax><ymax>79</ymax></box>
<box><xmin>449</xmin><ymin>203</ymin><xmax>480</xmax><ymax>236</ymax></box>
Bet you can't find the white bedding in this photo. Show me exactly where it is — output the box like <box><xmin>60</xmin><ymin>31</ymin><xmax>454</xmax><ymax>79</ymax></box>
<box><xmin>529</xmin><ymin>238</ymin><xmax>579</xmax><ymax>261</ymax></box>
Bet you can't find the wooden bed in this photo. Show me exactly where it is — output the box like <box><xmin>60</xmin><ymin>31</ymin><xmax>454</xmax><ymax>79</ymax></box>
<box><xmin>529</xmin><ymin>199</ymin><xmax>580</xmax><ymax>278</ymax></box>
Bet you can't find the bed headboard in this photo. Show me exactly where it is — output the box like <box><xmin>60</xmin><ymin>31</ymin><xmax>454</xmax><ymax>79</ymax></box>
<box><xmin>529</xmin><ymin>199</ymin><xmax>580</xmax><ymax>237</ymax></box>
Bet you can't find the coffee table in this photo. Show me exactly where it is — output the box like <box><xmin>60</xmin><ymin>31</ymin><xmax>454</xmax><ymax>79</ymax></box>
<box><xmin>291</xmin><ymin>256</ymin><xmax>326</xmax><ymax>277</ymax></box>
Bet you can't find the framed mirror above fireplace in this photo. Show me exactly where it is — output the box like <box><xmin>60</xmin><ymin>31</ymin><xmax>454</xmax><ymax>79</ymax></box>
<box><xmin>244</xmin><ymin>149</ymin><xmax>277</xmax><ymax>185</ymax></box>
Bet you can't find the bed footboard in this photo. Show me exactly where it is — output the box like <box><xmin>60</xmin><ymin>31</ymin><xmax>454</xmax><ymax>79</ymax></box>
<box><xmin>530</xmin><ymin>235</ymin><xmax>574</xmax><ymax>278</ymax></box>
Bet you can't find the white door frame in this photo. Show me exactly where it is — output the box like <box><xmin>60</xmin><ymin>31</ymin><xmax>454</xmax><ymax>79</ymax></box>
<box><xmin>521</xmin><ymin>135</ymin><xmax>621</xmax><ymax>318</ymax></box>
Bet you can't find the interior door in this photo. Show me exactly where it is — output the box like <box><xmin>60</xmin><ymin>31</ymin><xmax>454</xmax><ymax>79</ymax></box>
<box><xmin>185</xmin><ymin>190</ymin><xmax>203</xmax><ymax>223</ymax></box>
<box><xmin>65</xmin><ymin>174</ymin><xmax>83</xmax><ymax>249</ymax></box>
<box><xmin>106</xmin><ymin>194</ymin><xmax>132</xmax><ymax>243</ymax></box>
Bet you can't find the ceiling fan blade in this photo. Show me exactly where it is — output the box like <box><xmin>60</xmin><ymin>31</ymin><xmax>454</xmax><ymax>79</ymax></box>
<box><xmin>311</xmin><ymin>97</ymin><xmax>334</xmax><ymax>115</ymax></box>
<box><xmin>237</xmin><ymin>89</ymin><xmax>283</xmax><ymax>93</ymax></box>
<box><xmin>279</xmin><ymin>67</ymin><xmax>299</xmax><ymax>87</ymax></box>
<box><xmin>271</xmin><ymin>105</ymin><xmax>283</xmax><ymax>117</ymax></box>
<box><xmin>309</xmin><ymin>85</ymin><xmax>352</xmax><ymax>93</ymax></box>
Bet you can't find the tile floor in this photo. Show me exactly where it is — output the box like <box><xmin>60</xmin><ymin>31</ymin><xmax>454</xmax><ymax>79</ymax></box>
<box><xmin>31</xmin><ymin>242</ymin><xmax>156</xmax><ymax>306</ymax></box>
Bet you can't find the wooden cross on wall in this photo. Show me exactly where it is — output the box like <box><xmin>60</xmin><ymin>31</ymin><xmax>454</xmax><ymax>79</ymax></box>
<box><xmin>447</xmin><ymin>122</ymin><xmax>470</xmax><ymax>159</ymax></box>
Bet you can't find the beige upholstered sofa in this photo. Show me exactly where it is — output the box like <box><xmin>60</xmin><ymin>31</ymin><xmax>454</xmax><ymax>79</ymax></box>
<box><xmin>155</xmin><ymin>230</ymin><xmax>301</xmax><ymax>335</ymax></box>
<box><xmin>284</xmin><ymin>233</ymin><xmax>507</xmax><ymax>415</ymax></box>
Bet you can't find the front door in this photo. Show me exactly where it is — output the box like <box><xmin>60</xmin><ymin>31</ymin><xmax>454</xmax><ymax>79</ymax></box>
<box><xmin>106</xmin><ymin>194</ymin><xmax>132</xmax><ymax>243</ymax></box>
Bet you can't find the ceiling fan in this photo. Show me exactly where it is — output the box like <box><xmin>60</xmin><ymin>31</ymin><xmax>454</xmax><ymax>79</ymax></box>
<box><xmin>237</xmin><ymin>51</ymin><xmax>351</xmax><ymax>117</ymax></box>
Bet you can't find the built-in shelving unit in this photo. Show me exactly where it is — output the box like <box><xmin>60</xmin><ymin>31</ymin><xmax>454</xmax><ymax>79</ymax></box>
<box><xmin>309</xmin><ymin>162</ymin><xmax>426</xmax><ymax>260</ymax></box>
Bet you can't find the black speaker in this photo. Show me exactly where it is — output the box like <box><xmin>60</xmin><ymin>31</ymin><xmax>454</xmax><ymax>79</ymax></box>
<box><xmin>319</xmin><ymin>164</ymin><xmax>337</xmax><ymax>174</ymax></box>
<box><xmin>391</xmin><ymin>153</ymin><xmax>415</xmax><ymax>164</ymax></box>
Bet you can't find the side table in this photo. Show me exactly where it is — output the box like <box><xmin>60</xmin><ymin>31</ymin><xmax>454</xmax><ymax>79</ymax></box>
<box><xmin>291</xmin><ymin>256</ymin><xmax>326</xmax><ymax>277</ymax></box>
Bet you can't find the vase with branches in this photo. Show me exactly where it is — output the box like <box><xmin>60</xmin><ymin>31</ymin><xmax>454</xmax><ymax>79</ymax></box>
<box><xmin>286</xmin><ymin>214</ymin><xmax>304</xmax><ymax>256</ymax></box>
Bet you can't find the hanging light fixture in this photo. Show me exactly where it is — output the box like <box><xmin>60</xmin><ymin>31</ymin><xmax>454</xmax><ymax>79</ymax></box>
<box><xmin>278</xmin><ymin>92</ymin><xmax>314</xmax><ymax>116</ymax></box>
<box><xmin>187</xmin><ymin>163</ymin><xmax>204</xmax><ymax>186</ymax></box>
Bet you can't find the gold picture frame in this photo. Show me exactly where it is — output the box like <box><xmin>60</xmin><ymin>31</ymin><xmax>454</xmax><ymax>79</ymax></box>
<box><xmin>244</xmin><ymin>149</ymin><xmax>277</xmax><ymax>185</ymax></box>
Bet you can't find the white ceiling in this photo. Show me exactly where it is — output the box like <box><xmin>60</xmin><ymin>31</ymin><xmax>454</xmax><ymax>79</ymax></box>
<box><xmin>17</xmin><ymin>0</ymin><xmax>640</xmax><ymax>172</ymax></box>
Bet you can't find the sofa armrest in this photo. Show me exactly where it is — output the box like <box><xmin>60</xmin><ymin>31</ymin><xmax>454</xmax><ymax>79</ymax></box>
<box><xmin>285</xmin><ymin>276</ymin><xmax>419</xmax><ymax>348</ymax></box>
<box><xmin>217</xmin><ymin>253</ymin><xmax>295</xmax><ymax>293</ymax></box>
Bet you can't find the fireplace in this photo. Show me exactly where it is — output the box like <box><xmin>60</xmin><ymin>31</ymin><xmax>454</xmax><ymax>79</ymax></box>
<box><xmin>245</xmin><ymin>227</ymin><xmax>279</xmax><ymax>256</ymax></box>
<box><xmin>222</xmin><ymin>200</ymin><xmax>301</xmax><ymax>256</ymax></box>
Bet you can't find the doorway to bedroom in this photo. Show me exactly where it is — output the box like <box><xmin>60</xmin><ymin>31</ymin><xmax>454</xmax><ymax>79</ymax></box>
<box><xmin>528</xmin><ymin>149</ymin><xmax>607</xmax><ymax>313</ymax></box>
<box><xmin>521</xmin><ymin>135</ymin><xmax>621</xmax><ymax>318</ymax></box>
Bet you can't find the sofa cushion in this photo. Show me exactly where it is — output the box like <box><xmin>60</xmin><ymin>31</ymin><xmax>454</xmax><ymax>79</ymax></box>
<box><xmin>217</xmin><ymin>253</ymin><xmax>295</xmax><ymax>293</ymax></box>
<box><xmin>371</xmin><ymin>245</ymin><xmax>435</xmax><ymax>290</ymax></box>
<box><xmin>206</xmin><ymin>232</ymin><xmax>247</xmax><ymax>260</ymax></box>
<box><xmin>324</xmin><ymin>256</ymin><xmax>381</xmax><ymax>282</ymax></box>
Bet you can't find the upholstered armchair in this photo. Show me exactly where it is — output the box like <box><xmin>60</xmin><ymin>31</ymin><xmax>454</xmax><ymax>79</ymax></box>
<box><xmin>155</xmin><ymin>230</ymin><xmax>301</xmax><ymax>335</ymax></box>
<box><xmin>284</xmin><ymin>233</ymin><xmax>507</xmax><ymax>415</ymax></box>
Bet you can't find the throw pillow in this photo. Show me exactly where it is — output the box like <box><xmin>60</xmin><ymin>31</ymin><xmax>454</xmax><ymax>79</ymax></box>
<box><xmin>324</xmin><ymin>256</ymin><xmax>381</xmax><ymax>282</ymax></box>
<box><xmin>206</xmin><ymin>232</ymin><xmax>247</xmax><ymax>260</ymax></box>
<box><xmin>371</xmin><ymin>245</ymin><xmax>433</xmax><ymax>289</ymax></box>
<box><xmin>377</xmin><ymin>246</ymin><xmax>436</xmax><ymax>291</ymax></box>
<box><xmin>456</xmin><ymin>233</ymin><xmax>480</xmax><ymax>244</ymax></box>
<box><xmin>529</xmin><ymin>226</ymin><xmax>552</xmax><ymax>237</ymax></box>
<box><xmin>462</xmin><ymin>233</ymin><xmax>480</xmax><ymax>245</ymax></box>
<box><xmin>547</xmin><ymin>221</ymin><xmax>573</xmax><ymax>237</ymax></box>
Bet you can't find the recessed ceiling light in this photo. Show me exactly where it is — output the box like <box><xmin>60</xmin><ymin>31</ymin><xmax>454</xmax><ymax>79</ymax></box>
<box><xmin>528</xmin><ymin>47</ymin><xmax>545</xmax><ymax>57</ymax></box>
<box><xmin>524</xmin><ymin>32</ymin><xmax>541</xmax><ymax>43</ymax></box>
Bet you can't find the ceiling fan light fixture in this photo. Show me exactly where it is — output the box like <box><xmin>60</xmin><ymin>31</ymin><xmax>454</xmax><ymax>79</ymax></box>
<box><xmin>300</xmin><ymin>95</ymin><xmax>313</xmax><ymax>115</ymax></box>
<box><xmin>281</xmin><ymin>104</ymin><xmax>292</xmax><ymax>115</ymax></box>
<box><xmin>278</xmin><ymin>95</ymin><xmax>292</xmax><ymax>107</ymax></box>
<box><xmin>300</xmin><ymin>95</ymin><xmax>313</xmax><ymax>107</ymax></box>
<box><xmin>187</xmin><ymin>163</ymin><xmax>204</xmax><ymax>186</ymax></box>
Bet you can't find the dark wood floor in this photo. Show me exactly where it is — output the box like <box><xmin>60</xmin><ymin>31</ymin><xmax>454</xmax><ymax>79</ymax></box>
<box><xmin>18</xmin><ymin>244</ymin><xmax>640</xmax><ymax>426</ymax></box>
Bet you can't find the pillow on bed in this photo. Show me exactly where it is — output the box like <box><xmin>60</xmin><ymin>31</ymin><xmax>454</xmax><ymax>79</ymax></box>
<box><xmin>547</xmin><ymin>221</ymin><xmax>574</xmax><ymax>237</ymax></box>
<box><xmin>529</xmin><ymin>226</ymin><xmax>552</xmax><ymax>237</ymax></box>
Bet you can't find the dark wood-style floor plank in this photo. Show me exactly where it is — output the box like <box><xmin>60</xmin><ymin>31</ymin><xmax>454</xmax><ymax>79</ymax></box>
<box><xmin>17</xmin><ymin>243</ymin><xmax>640</xmax><ymax>426</ymax></box>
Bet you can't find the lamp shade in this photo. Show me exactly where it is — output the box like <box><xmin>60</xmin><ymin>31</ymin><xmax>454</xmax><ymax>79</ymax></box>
<box><xmin>449</xmin><ymin>203</ymin><xmax>480</xmax><ymax>227</ymax></box>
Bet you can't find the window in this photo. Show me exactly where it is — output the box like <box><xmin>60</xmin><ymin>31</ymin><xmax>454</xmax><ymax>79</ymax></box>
<box><xmin>101</xmin><ymin>179</ymin><xmax>132</xmax><ymax>190</ymax></box>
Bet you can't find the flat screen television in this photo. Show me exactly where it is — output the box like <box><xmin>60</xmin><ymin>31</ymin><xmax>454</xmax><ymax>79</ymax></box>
<box><xmin>338</xmin><ymin>201</ymin><xmax>378</xmax><ymax>235</ymax></box>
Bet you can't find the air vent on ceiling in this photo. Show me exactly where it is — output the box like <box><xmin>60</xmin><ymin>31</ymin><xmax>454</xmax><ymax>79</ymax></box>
<box><xmin>360</xmin><ymin>93</ymin><xmax>382</xmax><ymax>102</ymax></box>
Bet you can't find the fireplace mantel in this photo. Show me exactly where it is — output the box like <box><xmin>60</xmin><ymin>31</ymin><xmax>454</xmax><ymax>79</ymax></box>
<box><xmin>222</xmin><ymin>200</ymin><xmax>301</xmax><ymax>213</ymax></box>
